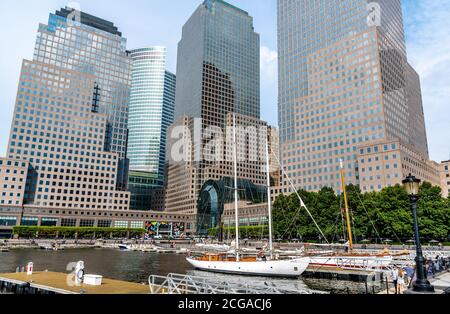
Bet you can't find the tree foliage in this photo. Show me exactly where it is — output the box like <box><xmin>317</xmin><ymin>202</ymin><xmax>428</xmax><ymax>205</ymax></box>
<box><xmin>272</xmin><ymin>183</ymin><xmax>450</xmax><ymax>242</ymax></box>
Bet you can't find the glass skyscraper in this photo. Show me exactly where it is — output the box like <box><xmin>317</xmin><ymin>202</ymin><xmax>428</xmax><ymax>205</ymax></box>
<box><xmin>3</xmin><ymin>7</ymin><xmax>131</xmax><ymax>211</ymax></box>
<box><xmin>32</xmin><ymin>7</ymin><xmax>132</xmax><ymax>190</ymax></box>
<box><xmin>277</xmin><ymin>0</ymin><xmax>431</xmax><ymax>193</ymax></box>
<box><xmin>165</xmin><ymin>0</ymin><xmax>267</xmax><ymax>218</ymax></box>
<box><xmin>174</xmin><ymin>0</ymin><xmax>260</xmax><ymax>122</ymax></box>
<box><xmin>127</xmin><ymin>47</ymin><xmax>176</xmax><ymax>210</ymax></box>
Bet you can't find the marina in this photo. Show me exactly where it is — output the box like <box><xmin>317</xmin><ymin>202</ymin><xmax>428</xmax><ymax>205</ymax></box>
<box><xmin>0</xmin><ymin>248</ymin><xmax>392</xmax><ymax>294</ymax></box>
<box><xmin>1</xmin><ymin>246</ymin><xmax>448</xmax><ymax>294</ymax></box>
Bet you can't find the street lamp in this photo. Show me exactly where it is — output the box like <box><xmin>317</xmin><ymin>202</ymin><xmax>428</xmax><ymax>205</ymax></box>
<box><xmin>402</xmin><ymin>174</ymin><xmax>434</xmax><ymax>293</ymax></box>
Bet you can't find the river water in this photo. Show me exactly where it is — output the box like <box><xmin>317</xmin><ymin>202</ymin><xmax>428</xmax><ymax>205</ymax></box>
<box><xmin>0</xmin><ymin>248</ymin><xmax>380</xmax><ymax>294</ymax></box>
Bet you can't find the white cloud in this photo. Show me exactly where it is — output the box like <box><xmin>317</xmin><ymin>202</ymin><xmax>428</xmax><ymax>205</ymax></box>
<box><xmin>260</xmin><ymin>46</ymin><xmax>278</xmax><ymax>83</ymax></box>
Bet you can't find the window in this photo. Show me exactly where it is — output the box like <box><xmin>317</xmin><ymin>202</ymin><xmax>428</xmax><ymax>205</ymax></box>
<box><xmin>114</xmin><ymin>221</ymin><xmax>128</xmax><ymax>228</ymax></box>
<box><xmin>130</xmin><ymin>221</ymin><xmax>143</xmax><ymax>229</ymax></box>
<box><xmin>21</xmin><ymin>217</ymin><xmax>38</xmax><ymax>226</ymax></box>
<box><xmin>97</xmin><ymin>220</ymin><xmax>111</xmax><ymax>228</ymax></box>
<box><xmin>0</xmin><ymin>216</ymin><xmax>17</xmax><ymax>227</ymax></box>
<box><xmin>41</xmin><ymin>217</ymin><xmax>58</xmax><ymax>227</ymax></box>
<box><xmin>80</xmin><ymin>219</ymin><xmax>95</xmax><ymax>227</ymax></box>
<box><xmin>61</xmin><ymin>218</ymin><xmax>77</xmax><ymax>227</ymax></box>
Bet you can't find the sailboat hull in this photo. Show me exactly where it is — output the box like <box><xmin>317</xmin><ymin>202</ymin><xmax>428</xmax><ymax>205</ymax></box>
<box><xmin>186</xmin><ymin>257</ymin><xmax>310</xmax><ymax>278</ymax></box>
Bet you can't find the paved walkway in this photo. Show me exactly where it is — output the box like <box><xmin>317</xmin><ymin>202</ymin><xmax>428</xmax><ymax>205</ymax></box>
<box><xmin>430</xmin><ymin>271</ymin><xmax>450</xmax><ymax>292</ymax></box>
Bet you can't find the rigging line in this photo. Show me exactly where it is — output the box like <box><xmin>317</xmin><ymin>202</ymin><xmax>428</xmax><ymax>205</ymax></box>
<box><xmin>278</xmin><ymin>200</ymin><xmax>303</xmax><ymax>239</ymax></box>
<box><xmin>349</xmin><ymin>206</ymin><xmax>358</xmax><ymax>244</ymax></box>
<box><xmin>275</xmin><ymin>195</ymin><xmax>303</xmax><ymax>240</ymax></box>
<box><xmin>271</xmin><ymin>150</ymin><xmax>330</xmax><ymax>244</ymax></box>
<box><xmin>349</xmin><ymin>186</ymin><xmax>383</xmax><ymax>242</ymax></box>
<box><xmin>349</xmin><ymin>186</ymin><xmax>403</xmax><ymax>245</ymax></box>
<box><xmin>333</xmin><ymin>212</ymin><xmax>342</xmax><ymax>242</ymax></box>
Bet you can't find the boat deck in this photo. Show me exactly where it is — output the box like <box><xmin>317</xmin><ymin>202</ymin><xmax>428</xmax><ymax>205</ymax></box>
<box><xmin>0</xmin><ymin>271</ymin><xmax>149</xmax><ymax>294</ymax></box>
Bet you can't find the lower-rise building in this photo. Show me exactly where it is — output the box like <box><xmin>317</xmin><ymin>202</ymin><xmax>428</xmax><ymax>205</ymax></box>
<box><xmin>440</xmin><ymin>160</ymin><xmax>450</xmax><ymax>198</ymax></box>
<box><xmin>357</xmin><ymin>139</ymin><xmax>441</xmax><ymax>192</ymax></box>
<box><xmin>165</xmin><ymin>113</ymin><xmax>278</xmax><ymax>234</ymax></box>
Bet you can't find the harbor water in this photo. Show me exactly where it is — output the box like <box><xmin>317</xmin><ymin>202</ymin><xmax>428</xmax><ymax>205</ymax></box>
<box><xmin>0</xmin><ymin>248</ymin><xmax>383</xmax><ymax>294</ymax></box>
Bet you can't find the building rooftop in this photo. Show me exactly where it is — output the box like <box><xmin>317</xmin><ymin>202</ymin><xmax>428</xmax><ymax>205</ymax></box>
<box><xmin>203</xmin><ymin>0</ymin><xmax>249</xmax><ymax>16</ymax></box>
<box><xmin>55</xmin><ymin>7</ymin><xmax>122</xmax><ymax>36</ymax></box>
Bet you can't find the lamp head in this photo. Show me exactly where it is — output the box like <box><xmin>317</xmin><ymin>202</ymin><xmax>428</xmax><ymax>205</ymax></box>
<box><xmin>402</xmin><ymin>174</ymin><xmax>421</xmax><ymax>196</ymax></box>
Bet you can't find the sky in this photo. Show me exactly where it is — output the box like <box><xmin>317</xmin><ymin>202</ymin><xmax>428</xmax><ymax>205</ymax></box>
<box><xmin>0</xmin><ymin>0</ymin><xmax>448</xmax><ymax>162</ymax></box>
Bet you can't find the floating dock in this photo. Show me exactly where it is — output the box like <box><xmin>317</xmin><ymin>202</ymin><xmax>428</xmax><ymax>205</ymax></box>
<box><xmin>0</xmin><ymin>271</ymin><xmax>149</xmax><ymax>294</ymax></box>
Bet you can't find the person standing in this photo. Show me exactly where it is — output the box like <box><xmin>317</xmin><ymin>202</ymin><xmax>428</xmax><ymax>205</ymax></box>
<box><xmin>397</xmin><ymin>268</ymin><xmax>405</xmax><ymax>293</ymax></box>
<box><xmin>390</xmin><ymin>267</ymin><xmax>399</xmax><ymax>294</ymax></box>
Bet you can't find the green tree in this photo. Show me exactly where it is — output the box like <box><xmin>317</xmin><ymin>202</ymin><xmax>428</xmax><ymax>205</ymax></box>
<box><xmin>272</xmin><ymin>183</ymin><xmax>450</xmax><ymax>243</ymax></box>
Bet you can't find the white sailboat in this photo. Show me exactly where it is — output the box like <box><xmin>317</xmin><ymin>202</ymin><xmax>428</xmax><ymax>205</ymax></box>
<box><xmin>186</xmin><ymin>115</ymin><xmax>310</xmax><ymax>277</ymax></box>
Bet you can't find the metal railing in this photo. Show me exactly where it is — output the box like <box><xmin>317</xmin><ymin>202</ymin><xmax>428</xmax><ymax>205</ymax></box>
<box><xmin>148</xmin><ymin>273</ymin><xmax>327</xmax><ymax>295</ymax></box>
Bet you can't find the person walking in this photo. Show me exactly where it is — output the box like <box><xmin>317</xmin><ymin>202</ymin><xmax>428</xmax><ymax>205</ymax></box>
<box><xmin>397</xmin><ymin>268</ymin><xmax>405</xmax><ymax>293</ymax></box>
<box><xmin>390</xmin><ymin>267</ymin><xmax>399</xmax><ymax>294</ymax></box>
<box><xmin>405</xmin><ymin>265</ymin><xmax>414</xmax><ymax>287</ymax></box>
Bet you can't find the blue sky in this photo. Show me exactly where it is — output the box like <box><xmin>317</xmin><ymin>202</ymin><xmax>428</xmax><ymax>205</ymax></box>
<box><xmin>0</xmin><ymin>0</ymin><xmax>448</xmax><ymax>162</ymax></box>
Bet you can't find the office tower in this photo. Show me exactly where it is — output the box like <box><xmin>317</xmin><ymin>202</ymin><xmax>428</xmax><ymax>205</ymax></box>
<box><xmin>0</xmin><ymin>8</ymin><xmax>199</xmax><ymax>236</ymax></box>
<box><xmin>1</xmin><ymin>8</ymin><xmax>130</xmax><ymax>210</ymax></box>
<box><xmin>277</xmin><ymin>0</ymin><xmax>437</xmax><ymax>193</ymax></box>
<box><xmin>4</xmin><ymin>60</ymin><xmax>130</xmax><ymax>211</ymax></box>
<box><xmin>165</xmin><ymin>113</ymin><xmax>277</xmax><ymax>234</ymax></box>
<box><xmin>174</xmin><ymin>0</ymin><xmax>260</xmax><ymax>121</ymax></box>
<box><xmin>127</xmin><ymin>47</ymin><xmax>176</xmax><ymax>210</ymax></box>
<box><xmin>165</xmin><ymin>0</ymin><xmax>267</xmax><ymax>232</ymax></box>
<box><xmin>32</xmin><ymin>7</ymin><xmax>132</xmax><ymax>190</ymax></box>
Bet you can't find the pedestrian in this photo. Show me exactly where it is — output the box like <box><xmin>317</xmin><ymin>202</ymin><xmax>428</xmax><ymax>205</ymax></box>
<box><xmin>405</xmin><ymin>265</ymin><xmax>414</xmax><ymax>286</ymax></box>
<box><xmin>397</xmin><ymin>268</ymin><xmax>405</xmax><ymax>293</ymax></box>
<box><xmin>434</xmin><ymin>260</ymin><xmax>440</xmax><ymax>273</ymax></box>
<box><xmin>390</xmin><ymin>267</ymin><xmax>399</xmax><ymax>294</ymax></box>
<box><xmin>427</xmin><ymin>263</ymin><xmax>433</xmax><ymax>277</ymax></box>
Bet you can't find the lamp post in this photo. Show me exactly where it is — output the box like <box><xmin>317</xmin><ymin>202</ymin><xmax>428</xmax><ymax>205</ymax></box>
<box><xmin>402</xmin><ymin>174</ymin><xmax>434</xmax><ymax>293</ymax></box>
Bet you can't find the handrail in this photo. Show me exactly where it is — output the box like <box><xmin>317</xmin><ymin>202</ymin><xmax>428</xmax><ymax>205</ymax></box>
<box><xmin>148</xmin><ymin>273</ymin><xmax>327</xmax><ymax>294</ymax></box>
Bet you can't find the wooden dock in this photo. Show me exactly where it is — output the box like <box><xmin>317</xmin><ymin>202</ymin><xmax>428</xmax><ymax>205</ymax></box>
<box><xmin>0</xmin><ymin>271</ymin><xmax>149</xmax><ymax>294</ymax></box>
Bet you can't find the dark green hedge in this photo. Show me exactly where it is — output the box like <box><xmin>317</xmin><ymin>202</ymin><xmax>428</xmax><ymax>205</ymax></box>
<box><xmin>12</xmin><ymin>226</ymin><xmax>146</xmax><ymax>239</ymax></box>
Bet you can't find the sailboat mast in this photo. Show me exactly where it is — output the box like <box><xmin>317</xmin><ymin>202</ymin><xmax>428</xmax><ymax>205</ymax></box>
<box><xmin>232</xmin><ymin>114</ymin><xmax>240</xmax><ymax>261</ymax></box>
<box><xmin>340</xmin><ymin>159</ymin><xmax>353</xmax><ymax>251</ymax></box>
<box><xmin>265</xmin><ymin>128</ymin><xmax>274</xmax><ymax>259</ymax></box>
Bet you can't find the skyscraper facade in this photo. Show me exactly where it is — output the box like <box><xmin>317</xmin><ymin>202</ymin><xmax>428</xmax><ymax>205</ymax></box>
<box><xmin>33</xmin><ymin>8</ymin><xmax>132</xmax><ymax>190</ymax></box>
<box><xmin>277</xmin><ymin>0</ymin><xmax>436</xmax><ymax>193</ymax></box>
<box><xmin>127</xmin><ymin>47</ymin><xmax>176</xmax><ymax>210</ymax></box>
<box><xmin>4</xmin><ymin>60</ymin><xmax>130</xmax><ymax>210</ymax></box>
<box><xmin>0</xmin><ymin>8</ymin><xmax>196</xmax><ymax>236</ymax></box>
<box><xmin>2</xmin><ymin>7</ymin><xmax>132</xmax><ymax>210</ymax></box>
<box><xmin>174</xmin><ymin>0</ymin><xmax>260</xmax><ymax>122</ymax></box>
<box><xmin>165</xmin><ymin>1</ymin><xmax>271</xmax><ymax>233</ymax></box>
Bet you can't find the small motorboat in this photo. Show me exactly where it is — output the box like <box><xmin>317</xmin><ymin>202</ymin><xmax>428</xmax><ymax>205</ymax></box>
<box><xmin>118</xmin><ymin>244</ymin><xmax>132</xmax><ymax>251</ymax></box>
